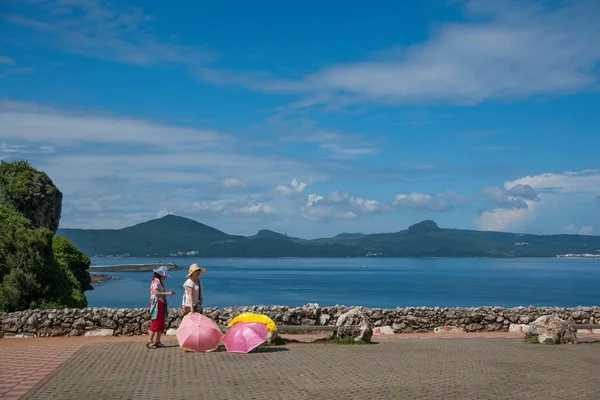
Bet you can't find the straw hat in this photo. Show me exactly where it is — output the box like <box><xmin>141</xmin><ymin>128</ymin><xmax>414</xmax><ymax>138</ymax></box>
<box><xmin>153</xmin><ymin>265</ymin><xmax>171</xmax><ymax>278</ymax></box>
<box><xmin>186</xmin><ymin>263</ymin><xmax>206</xmax><ymax>278</ymax></box>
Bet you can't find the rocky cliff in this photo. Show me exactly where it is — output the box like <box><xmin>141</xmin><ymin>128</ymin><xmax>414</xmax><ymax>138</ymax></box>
<box><xmin>0</xmin><ymin>160</ymin><xmax>62</xmax><ymax>233</ymax></box>
<box><xmin>0</xmin><ymin>160</ymin><xmax>90</xmax><ymax>312</ymax></box>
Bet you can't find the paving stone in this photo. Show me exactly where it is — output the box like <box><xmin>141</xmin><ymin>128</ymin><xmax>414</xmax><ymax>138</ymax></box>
<box><xmin>8</xmin><ymin>338</ymin><xmax>600</xmax><ymax>400</ymax></box>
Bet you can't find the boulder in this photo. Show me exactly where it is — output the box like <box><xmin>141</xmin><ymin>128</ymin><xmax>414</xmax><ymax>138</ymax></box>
<box><xmin>84</xmin><ymin>329</ymin><xmax>114</xmax><ymax>337</ymax></box>
<box><xmin>72</xmin><ymin>318</ymin><xmax>86</xmax><ymax>330</ymax></box>
<box><xmin>509</xmin><ymin>324</ymin><xmax>530</xmax><ymax>333</ymax></box>
<box><xmin>433</xmin><ymin>326</ymin><xmax>466</xmax><ymax>334</ymax></box>
<box><xmin>525</xmin><ymin>315</ymin><xmax>578</xmax><ymax>344</ymax></box>
<box><xmin>372</xmin><ymin>326</ymin><xmax>395</xmax><ymax>335</ymax></box>
<box><xmin>336</xmin><ymin>307</ymin><xmax>373</xmax><ymax>342</ymax></box>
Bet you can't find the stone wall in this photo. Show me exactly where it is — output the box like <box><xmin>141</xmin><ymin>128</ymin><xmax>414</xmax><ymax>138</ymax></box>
<box><xmin>1</xmin><ymin>304</ymin><xmax>598</xmax><ymax>338</ymax></box>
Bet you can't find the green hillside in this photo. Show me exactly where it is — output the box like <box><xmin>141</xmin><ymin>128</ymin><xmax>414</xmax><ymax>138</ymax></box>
<box><xmin>57</xmin><ymin>216</ymin><xmax>600</xmax><ymax>258</ymax></box>
<box><xmin>0</xmin><ymin>161</ymin><xmax>91</xmax><ymax>312</ymax></box>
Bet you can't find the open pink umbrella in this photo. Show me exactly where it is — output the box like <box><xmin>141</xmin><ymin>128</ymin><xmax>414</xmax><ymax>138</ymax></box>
<box><xmin>222</xmin><ymin>322</ymin><xmax>269</xmax><ymax>353</ymax></box>
<box><xmin>176</xmin><ymin>313</ymin><xmax>223</xmax><ymax>352</ymax></box>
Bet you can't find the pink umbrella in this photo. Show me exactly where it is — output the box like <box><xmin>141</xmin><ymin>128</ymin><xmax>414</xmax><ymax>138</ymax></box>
<box><xmin>222</xmin><ymin>322</ymin><xmax>269</xmax><ymax>353</ymax></box>
<box><xmin>176</xmin><ymin>313</ymin><xmax>223</xmax><ymax>352</ymax></box>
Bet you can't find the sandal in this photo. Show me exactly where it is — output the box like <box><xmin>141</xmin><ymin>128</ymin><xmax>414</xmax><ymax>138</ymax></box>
<box><xmin>146</xmin><ymin>342</ymin><xmax>157</xmax><ymax>349</ymax></box>
<box><xmin>155</xmin><ymin>342</ymin><xmax>166</xmax><ymax>348</ymax></box>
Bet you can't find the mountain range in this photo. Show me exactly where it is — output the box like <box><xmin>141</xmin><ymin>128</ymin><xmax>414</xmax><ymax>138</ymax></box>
<box><xmin>56</xmin><ymin>215</ymin><xmax>600</xmax><ymax>258</ymax></box>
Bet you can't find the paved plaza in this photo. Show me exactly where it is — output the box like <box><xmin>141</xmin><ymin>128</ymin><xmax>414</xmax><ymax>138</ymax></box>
<box><xmin>1</xmin><ymin>333</ymin><xmax>599</xmax><ymax>399</ymax></box>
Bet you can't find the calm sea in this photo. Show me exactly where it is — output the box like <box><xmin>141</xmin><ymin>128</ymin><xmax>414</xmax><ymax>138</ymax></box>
<box><xmin>86</xmin><ymin>257</ymin><xmax>600</xmax><ymax>309</ymax></box>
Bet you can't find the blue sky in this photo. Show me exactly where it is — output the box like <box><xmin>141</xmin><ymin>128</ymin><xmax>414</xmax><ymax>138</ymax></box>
<box><xmin>1</xmin><ymin>0</ymin><xmax>600</xmax><ymax>238</ymax></box>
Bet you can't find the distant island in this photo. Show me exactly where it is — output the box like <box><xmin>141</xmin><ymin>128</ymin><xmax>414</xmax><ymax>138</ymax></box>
<box><xmin>57</xmin><ymin>215</ymin><xmax>600</xmax><ymax>259</ymax></box>
<box><xmin>90</xmin><ymin>263</ymin><xmax>185</xmax><ymax>272</ymax></box>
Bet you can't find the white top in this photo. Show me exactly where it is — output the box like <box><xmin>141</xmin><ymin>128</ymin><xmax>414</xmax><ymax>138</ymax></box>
<box><xmin>182</xmin><ymin>278</ymin><xmax>201</xmax><ymax>307</ymax></box>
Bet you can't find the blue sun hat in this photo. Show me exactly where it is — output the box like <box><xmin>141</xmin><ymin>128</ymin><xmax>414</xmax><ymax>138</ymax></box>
<box><xmin>153</xmin><ymin>265</ymin><xmax>171</xmax><ymax>278</ymax></box>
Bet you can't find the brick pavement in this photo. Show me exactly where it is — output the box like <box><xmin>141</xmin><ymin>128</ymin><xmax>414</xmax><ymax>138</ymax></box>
<box><xmin>1</xmin><ymin>334</ymin><xmax>596</xmax><ymax>400</ymax></box>
<box><xmin>0</xmin><ymin>345</ymin><xmax>82</xmax><ymax>399</ymax></box>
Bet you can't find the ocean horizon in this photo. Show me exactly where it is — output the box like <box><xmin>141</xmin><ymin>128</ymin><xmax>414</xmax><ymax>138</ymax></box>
<box><xmin>86</xmin><ymin>257</ymin><xmax>600</xmax><ymax>309</ymax></box>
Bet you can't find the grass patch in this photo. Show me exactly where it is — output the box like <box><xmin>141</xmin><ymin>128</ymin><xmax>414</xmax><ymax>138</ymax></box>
<box><xmin>316</xmin><ymin>336</ymin><xmax>368</xmax><ymax>345</ymax></box>
<box><xmin>525</xmin><ymin>336</ymin><xmax>540</xmax><ymax>344</ymax></box>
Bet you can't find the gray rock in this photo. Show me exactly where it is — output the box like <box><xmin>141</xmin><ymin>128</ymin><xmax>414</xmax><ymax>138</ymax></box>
<box><xmin>465</xmin><ymin>323</ymin><xmax>484</xmax><ymax>332</ymax></box>
<box><xmin>100</xmin><ymin>318</ymin><xmax>116</xmax><ymax>329</ymax></box>
<box><xmin>84</xmin><ymin>329</ymin><xmax>114</xmax><ymax>337</ymax></box>
<box><xmin>336</xmin><ymin>307</ymin><xmax>373</xmax><ymax>342</ymax></box>
<box><xmin>525</xmin><ymin>315</ymin><xmax>578</xmax><ymax>344</ymax></box>
<box><xmin>72</xmin><ymin>318</ymin><xmax>86</xmax><ymax>330</ymax></box>
<box><xmin>319</xmin><ymin>314</ymin><xmax>331</xmax><ymax>325</ymax></box>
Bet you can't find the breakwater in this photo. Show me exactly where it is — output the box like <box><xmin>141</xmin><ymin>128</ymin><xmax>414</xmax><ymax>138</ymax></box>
<box><xmin>89</xmin><ymin>263</ymin><xmax>185</xmax><ymax>272</ymax></box>
<box><xmin>1</xmin><ymin>304</ymin><xmax>598</xmax><ymax>338</ymax></box>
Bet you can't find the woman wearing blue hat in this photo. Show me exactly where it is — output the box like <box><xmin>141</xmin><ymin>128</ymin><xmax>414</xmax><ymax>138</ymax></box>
<box><xmin>147</xmin><ymin>266</ymin><xmax>175</xmax><ymax>349</ymax></box>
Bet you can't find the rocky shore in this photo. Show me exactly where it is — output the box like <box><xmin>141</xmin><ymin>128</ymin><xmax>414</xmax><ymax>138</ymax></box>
<box><xmin>90</xmin><ymin>274</ymin><xmax>118</xmax><ymax>285</ymax></box>
<box><xmin>1</xmin><ymin>304</ymin><xmax>598</xmax><ymax>338</ymax></box>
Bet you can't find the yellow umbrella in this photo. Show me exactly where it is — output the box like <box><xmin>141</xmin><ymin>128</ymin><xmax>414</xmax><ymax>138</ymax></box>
<box><xmin>228</xmin><ymin>312</ymin><xmax>277</xmax><ymax>333</ymax></box>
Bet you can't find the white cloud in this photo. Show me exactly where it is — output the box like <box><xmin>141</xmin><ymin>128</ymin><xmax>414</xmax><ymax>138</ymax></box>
<box><xmin>394</xmin><ymin>192</ymin><xmax>451</xmax><ymax>212</ymax></box>
<box><xmin>275</xmin><ymin>179</ymin><xmax>307</xmax><ymax>197</ymax></box>
<box><xmin>0</xmin><ymin>100</ymin><xmax>226</xmax><ymax>148</ymax></box>
<box><xmin>192</xmin><ymin>201</ymin><xmax>226</xmax><ymax>214</ymax></box>
<box><xmin>0</xmin><ymin>56</ymin><xmax>15</xmax><ymax>65</ymax></box>
<box><xmin>476</xmin><ymin>170</ymin><xmax>600</xmax><ymax>232</ymax></box>
<box><xmin>475</xmin><ymin>200</ymin><xmax>537</xmax><ymax>232</ymax></box>
<box><xmin>0</xmin><ymin>101</ymin><xmax>342</xmax><ymax>228</ymax></box>
<box><xmin>0</xmin><ymin>101</ymin><xmax>329</xmax><ymax>193</ymax></box>
<box><xmin>198</xmin><ymin>0</ymin><xmax>600</xmax><ymax>107</ymax></box>
<box><xmin>319</xmin><ymin>143</ymin><xmax>378</xmax><ymax>158</ymax></box>
<box><xmin>509</xmin><ymin>170</ymin><xmax>600</xmax><ymax>194</ymax></box>
<box><xmin>269</xmin><ymin>115</ymin><xmax>379</xmax><ymax>159</ymax></box>
<box><xmin>578</xmin><ymin>226</ymin><xmax>594</xmax><ymax>236</ymax></box>
<box><xmin>4</xmin><ymin>1</ymin><xmax>215</xmax><ymax>66</ymax></box>
<box><xmin>564</xmin><ymin>224</ymin><xmax>577</xmax><ymax>234</ymax></box>
<box><xmin>156</xmin><ymin>209</ymin><xmax>173</xmax><ymax>218</ymax></box>
<box><xmin>0</xmin><ymin>142</ymin><xmax>55</xmax><ymax>154</ymax></box>
<box><xmin>439</xmin><ymin>190</ymin><xmax>471</xmax><ymax>205</ymax></box>
<box><xmin>300</xmin><ymin>190</ymin><xmax>394</xmax><ymax>222</ymax></box>
<box><xmin>221</xmin><ymin>178</ymin><xmax>247</xmax><ymax>189</ymax></box>
<box><xmin>232</xmin><ymin>202</ymin><xmax>276</xmax><ymax>216</ymax></box>
<box><xmin>348</xmin><ymin>196</ymin><xmax>384</xmax><ymax>213</ymax></box>
<box><xmin>300</xmin><ymin>194</ymin><xmax>338</xmax><ymax>222</ymax></box>
<box><xmin>481</xmin><ymin>185</ymin><xmax>535</xmax><ymax>210</ymax></box>
<box><xmin>300</xmin><ymin>189</ymin><xmax>467</xmax><ymax>222</ymax></box>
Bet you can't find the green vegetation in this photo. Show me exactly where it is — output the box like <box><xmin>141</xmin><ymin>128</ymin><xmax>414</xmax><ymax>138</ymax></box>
<box><xmin>58</xmin><ymin>216</ymin><xmax>600</xmax><ymax>258</ymax></box>
<box><xmin>0</xmin><ymin>160</ymin><xmax>90</xmax><ymax>312</ymax></box>
<box><xmin>53</xmin><ymin>236</ymin><xmax>93</xmax><ymax>291</ymax></box>
<box><xmin>316</xmin><ymin>337</ymin><xmax>367</xmax><ymax>345</ymax></box>
<box><xmin>524</xmin><ymin>337</ymin><xmax>541</xmax><ymax>344</ymax></box>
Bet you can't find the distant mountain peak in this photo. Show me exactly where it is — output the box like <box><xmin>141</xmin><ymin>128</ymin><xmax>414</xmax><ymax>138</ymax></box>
<box><xmin>408</xmin><ymin>220</ymin><xmax>441</xmax><ymax>234</ymax></box>
<box><xmin>132</xmin><ymin>214</ymin><xmax>227</xmax><ymax>235</ymax></box>
<box><xmin>254</xmin><ymin>229</ymin><xmax>287</xmax><ymax>238</ymax></box>
<box><xmin>335</xmin><ymin>232</ymin><xmax>365</xmax><ymax>238</ymax></box>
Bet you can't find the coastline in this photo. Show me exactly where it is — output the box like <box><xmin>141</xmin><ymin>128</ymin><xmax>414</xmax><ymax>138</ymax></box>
<box><xmin>90</xmin><ymin>274</ymin><xmax>118</xmax><ymax>285</ymax></box>
<box><xmin>89</xmin><ymin>263</ymin><xmax>185</xmax><ymax>272</ymax></box>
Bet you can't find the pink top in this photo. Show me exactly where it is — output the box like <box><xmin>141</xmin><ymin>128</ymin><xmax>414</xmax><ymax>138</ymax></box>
<box><xmin>150</xmin><ymin>278</ymin><xmax>165</xmax><ymax>304</ymax></box>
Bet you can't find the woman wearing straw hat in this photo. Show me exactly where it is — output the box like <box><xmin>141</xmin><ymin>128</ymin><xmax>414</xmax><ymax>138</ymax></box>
<box><xmin>182</xmin><ymin>263</ymin><xmax>206</xmax><ymax>316</ymax></box>
<box><xmin>147</xmin><ymin>266</ymin><xmax>175</xmax><ymax>349</ymax></box>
